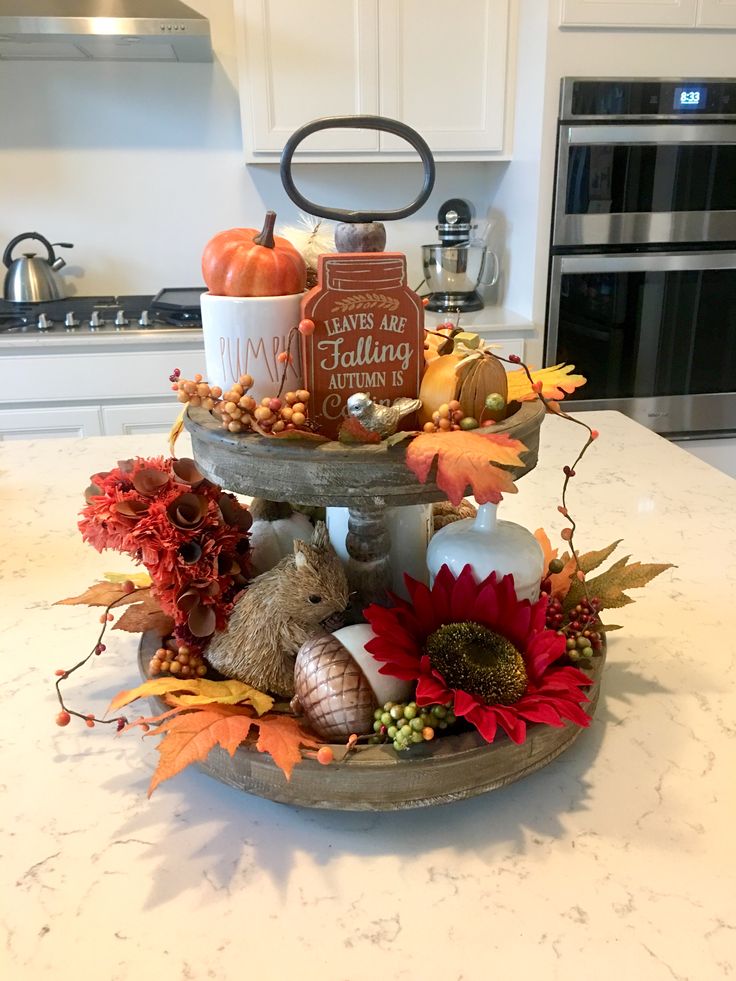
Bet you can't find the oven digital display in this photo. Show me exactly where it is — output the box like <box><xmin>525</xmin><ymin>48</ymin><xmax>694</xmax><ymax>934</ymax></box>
<box><xmin>673</xmin><ymin>85</ymin><xmax>708</xmax><ymax>111</ymax></box>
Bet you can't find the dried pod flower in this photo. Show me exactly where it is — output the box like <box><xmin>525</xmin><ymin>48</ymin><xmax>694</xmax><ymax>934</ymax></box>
<box><xmin>178</xmin><ymin>541</ymin><xmax>203</xmax><ymax>565</ymax></box>
<box><xmin>172</xmin><ymin>458</ymin><xmax>205</xmax><ymax>487</ymax></box>
<box><xmin>114</xmin><ymin>499</ymin><xmax>149</xmax><ymax>520</ymax></box>
<box><xmin>166</xmin><ymin>493</ymin><xmax>208</xmax><ymax>530</ymax></box>
<box><xmin>132</xmin><ymin>468</ymin><xmax>170</xmax><ymax>497</ymax></box>
<box><xmin>218</xmin><ymin>493</ymin><xmax>252</xmax><ymax>531</ymax></box>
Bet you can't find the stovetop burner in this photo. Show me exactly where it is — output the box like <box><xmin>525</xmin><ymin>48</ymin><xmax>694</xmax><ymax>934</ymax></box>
<box><xmin>0</xmin><ymin>290</ymin><xmax>205</xmax><ymax>335</ymax></box>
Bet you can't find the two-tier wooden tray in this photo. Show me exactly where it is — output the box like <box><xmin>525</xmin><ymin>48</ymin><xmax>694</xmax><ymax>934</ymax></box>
<box><xmin>165</xmin><ymin>399</ymin><xmax>603</xmax><ymax>810</ymax></box>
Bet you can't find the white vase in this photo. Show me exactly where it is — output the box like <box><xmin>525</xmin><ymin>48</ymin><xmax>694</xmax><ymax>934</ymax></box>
<box><xmin>426</xmin><ymin>502</ymin><xmax>544</xmax><ymax>603</ymax></box>
<box><xmin>200</xmin><ymin>291</ymin><xmax>302</xmax><ymax>403</ymax></box>
<box><xmin>326</xmin><ymin>504</ymin><xmax>433</xmax><ymax>600</ymax></box>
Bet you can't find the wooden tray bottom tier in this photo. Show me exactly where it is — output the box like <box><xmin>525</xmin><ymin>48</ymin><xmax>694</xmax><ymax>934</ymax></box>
<box><xmin>138</xmin><ymin>632</ymin><xmax>605</xmax><ymax>811</ymax></box>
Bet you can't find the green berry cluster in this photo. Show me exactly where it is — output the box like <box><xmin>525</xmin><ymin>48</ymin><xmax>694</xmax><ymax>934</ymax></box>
<box><xmin>370</xmin><ymin>700</ymin><xmax>457</xmax><ymax>752</ymax></box>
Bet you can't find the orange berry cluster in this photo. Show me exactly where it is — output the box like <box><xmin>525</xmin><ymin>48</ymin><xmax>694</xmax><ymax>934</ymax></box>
<box><xmin>173</xmin><ymin>372</ymin><xmax>312</xmax><ymax>436</ymax></box>
<box><xmin>422</xmin><ymin>400</ymin><xmax>465</xmax><ymax>433</ymax></box>
<box><xmin>149</xmin><ymin>641</ymin><xmax>208</xmax><ymax>679</ymax></box>
<box><xmin>173</xmin><ymin>372</ymin><xmax>222</xmax><ymax>410</ymax></box>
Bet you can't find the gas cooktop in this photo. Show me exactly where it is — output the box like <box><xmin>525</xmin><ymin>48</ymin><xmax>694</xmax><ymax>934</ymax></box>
<box><xmin>0</xmin><ymin>288</ymin><xmax>205</xmax><ymax>336</ymax></box>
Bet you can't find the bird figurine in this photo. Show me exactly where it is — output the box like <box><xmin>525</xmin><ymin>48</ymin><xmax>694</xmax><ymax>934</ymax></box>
<box><xmin>346</xmin><ymin>392</ymin><xmax>422</xmax><ymax>439</ymax></box>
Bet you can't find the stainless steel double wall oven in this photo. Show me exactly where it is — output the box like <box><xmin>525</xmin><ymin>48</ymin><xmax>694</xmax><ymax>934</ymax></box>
<box><xmin>546</xmin><ymin>78</ymin><xmax>736</xmax><ymax>438</ymax></box>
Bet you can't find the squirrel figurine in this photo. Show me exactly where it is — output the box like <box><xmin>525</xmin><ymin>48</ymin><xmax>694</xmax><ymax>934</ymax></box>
<box><xmin>205</xmin><ymin>521</ymin><xmax>349</xmax><ymax>698</ymax></box>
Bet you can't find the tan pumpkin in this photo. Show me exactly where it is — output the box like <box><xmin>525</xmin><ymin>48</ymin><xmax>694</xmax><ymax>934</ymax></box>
<box><xmin>202</xmin><ymin>211</ymin><xmax>307</xmax><ymax>297</ymax></box>
<box><xmin>418</xmin><ymin>350</ymin><xmax>509</xmax><ymax>425</ymax></box>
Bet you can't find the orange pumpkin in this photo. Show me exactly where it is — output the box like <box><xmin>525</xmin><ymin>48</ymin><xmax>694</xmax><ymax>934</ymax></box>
<box><xmin>202</xmin><ymin>211</ymin><xmax>307</xmax><ymax>297</ymax></box>
<box><xmin>419</xmin><ymin>350</ymin><xmax>508</xmax><ymax>425</ymax></box>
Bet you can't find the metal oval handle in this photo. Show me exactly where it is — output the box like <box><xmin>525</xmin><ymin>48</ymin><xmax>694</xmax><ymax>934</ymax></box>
<box><xmin>280</xmin><ymin>115</ymin><xmax>436</xmax><ymax>223</ymax></box>
<box><xmin>3</xmin><ymin>231</ymin><xmax>56</xmax><ymax>269</ymax></box>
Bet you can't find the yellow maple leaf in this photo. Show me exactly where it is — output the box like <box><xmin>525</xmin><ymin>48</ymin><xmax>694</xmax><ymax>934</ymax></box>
<box><xmin>109</xmin><ymin>677</ymin><xmax>273</xmax><ymax>716</ymax></box>
<box><xmin>104</xmin><ymin>572</ymin><xmax>152</xmax><ymax>588</ymax></box>
<box><xmin>168</xmin><ymin>407</ymin><xmax>186</xmax><ymax>456</ymax></box>
<box><xmin>507</xmin><ymin>364</ymin><xmax>586</xmax><ymax>403</ymax></box>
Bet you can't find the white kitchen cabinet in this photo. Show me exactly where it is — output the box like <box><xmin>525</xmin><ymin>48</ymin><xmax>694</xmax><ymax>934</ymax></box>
<box><xmin>101</xmin><ymin>402</ymin><xmax>182</xmax><ymax>436</ymax></box>
<box><xmin>560</xmin><ymin>0</ymin><xmax>736</xmax><ymax>27</ymax></box>
<box><xmin>0</xmin><ymin>405</ymin><xmax>103</xmax><ymax>440</ymax></box>
<box><xmin>560</xmin><ymin>0</ymin><xmax>697</xmax><ymax>27</ymax></box>
<box><xmin>0</xmin><ymin>335</ymin><xmax>205</xmax><ymax>439</ymax></box>
<box><xmin>697</xmin><ymin>0</ymin><xmax>736</xmax><ymax>27</ymax></box>
<box><xmin>235</xmin><ymin>0</ymin><xmax>512</xmax><ymax>162</ymax></box>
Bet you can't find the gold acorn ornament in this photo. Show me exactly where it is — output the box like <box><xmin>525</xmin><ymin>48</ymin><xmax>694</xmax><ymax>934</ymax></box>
<box><xmin>292</xmin><ymin>625</ymin><xmax>413</xmax><ymax>741</ymax></box>
<box><xmin>418</xmin><ymin>335</ymin><xmax>508</xmax><ymax>426</ymax></box>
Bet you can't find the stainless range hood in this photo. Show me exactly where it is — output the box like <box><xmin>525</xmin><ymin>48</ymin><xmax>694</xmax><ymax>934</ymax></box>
<box><xmin>0</xmin><ymin>0</ymin><xmax>212</xmax><ymax>62</ymax></box>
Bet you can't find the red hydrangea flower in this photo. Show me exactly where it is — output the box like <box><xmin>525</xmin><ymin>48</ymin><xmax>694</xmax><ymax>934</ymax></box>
<box><xmin>364</xmin><ymin>565</ymin><xmax>593</xmax><ymax>745</ymax></box>
<box><xmin>76</xmin><ymin>456</ymin><xmax>251</xmax><ymax>645</ymax></box>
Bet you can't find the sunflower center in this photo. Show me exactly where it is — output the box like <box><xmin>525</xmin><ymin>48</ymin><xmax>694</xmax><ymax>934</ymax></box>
<box><xmin>426</xmin><ymin>621</ymin><xmax>528</xmax><ymax>705</ymax></box>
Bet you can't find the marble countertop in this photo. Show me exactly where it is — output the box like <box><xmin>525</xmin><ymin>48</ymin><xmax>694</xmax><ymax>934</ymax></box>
<box><xmin>2</xmin><ymin>411</ymin><xmax>735</xmax><ymax>980</ymax></box>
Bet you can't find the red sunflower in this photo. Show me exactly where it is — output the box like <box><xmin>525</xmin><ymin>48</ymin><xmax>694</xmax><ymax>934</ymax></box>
<box><xmin>364</xmin><ymin>565</ymin><xmax>593</xmax><ymax>745</ymax></box>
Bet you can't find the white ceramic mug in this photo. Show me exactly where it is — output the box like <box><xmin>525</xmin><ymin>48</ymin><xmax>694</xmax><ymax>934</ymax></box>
<box><xmin>200</xmin><ymin>291</ymin><xmax>303</xmax><ymax>402</ymax></box>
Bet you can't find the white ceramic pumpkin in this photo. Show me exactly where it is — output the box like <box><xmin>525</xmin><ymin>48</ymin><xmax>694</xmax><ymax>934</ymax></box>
<box><xmin>248</xmin><ymin>499</ymin><xmax>315</xmax><ymax>575</ymax></box>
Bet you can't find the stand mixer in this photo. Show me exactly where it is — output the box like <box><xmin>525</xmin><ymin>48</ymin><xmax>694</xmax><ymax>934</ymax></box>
<box><xmin>421</xmin><ymin>199</ymin><xmax>499</xmax><ymax>313</ymax></box>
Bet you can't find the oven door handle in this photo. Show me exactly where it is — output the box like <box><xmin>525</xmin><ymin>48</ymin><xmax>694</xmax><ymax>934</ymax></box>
<box><xmin>558</xmin><ymin>252</ymin><xmax>736</xmax><ymax>274</ymax></box>
<box><xmin>567</xmin><ymin>123</ymin><xmax>736</xmax><ymax>145</ymax></box>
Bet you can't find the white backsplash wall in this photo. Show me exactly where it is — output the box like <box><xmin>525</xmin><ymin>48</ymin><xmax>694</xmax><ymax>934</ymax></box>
<box><xmin>0</xmin><ymin>0</ymin><xmax>499</xmax><ymax>297</ymax></box>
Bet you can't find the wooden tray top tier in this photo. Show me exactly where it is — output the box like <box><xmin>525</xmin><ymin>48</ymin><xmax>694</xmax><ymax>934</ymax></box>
<box><xmin>184</xmin><ymin>399</ymin><xmax>546</xmax><ymax>508</ymax></box>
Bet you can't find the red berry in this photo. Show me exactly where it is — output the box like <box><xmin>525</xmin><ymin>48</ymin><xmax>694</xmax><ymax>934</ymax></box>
<box><xmin>277</xmin><ymin>351</ymin><xmax>292</xmax><ymax>365</ymax></box>
<box><xmin>56</xmin><ymin>711</ymin><xmax>71</xmax><ymax>727</ymax></box>
<box><xmin>298</xmin><ymin>318</ymin><xmax>315</xmax><ymax>336</ymax></box>
<box><xmin>509</xmin><ymin>353</ymin><xmax>521</xmax><ymax>363</ymax></box>
<box><xmin>122</xmin><ymin>580</ymin><xmax>135</xmax><ymax>594</ymax></box>
<box><xmin>116</xmin><ymin>717</ymin><xmax>128</xmax><ymax>732</ymax></box>
<box><xmin>55</xmin><ymin>669</ymin><xmax>67</xmax><ymax>677</ymax></box>
<box><xmin>268</xmin><ymin>398</ymin><xmax>282</xmax><ymax>413</ymax></box>
<box><xmin>95</xmin><ymin>643</ymin><xmax>105</xmax><ymax>655</ymax></box>
<box><xmin>590</xmin><ymin>429</ymin><xmax>599</xmax><ymax>440</ymax></box>
<box><xmin>316</xmin><ymin>746</ymin><xmax>334</xmax><ymax>765</ymax></box>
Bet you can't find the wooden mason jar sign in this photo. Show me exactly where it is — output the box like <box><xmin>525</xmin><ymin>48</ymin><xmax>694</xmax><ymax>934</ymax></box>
<box><xmin>301</xmin><ymin>252</ymin><xmax>424</xmax><ymax>439</ymax></box>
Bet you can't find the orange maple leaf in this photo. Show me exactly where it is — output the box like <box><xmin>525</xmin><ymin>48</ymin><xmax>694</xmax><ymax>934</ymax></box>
<box><xmin>147</xmin><ymin>703</ymin><xmax>256</xmax><ymax>796</ymax></box>
<box><xmin>507</xmin><ymin>364</ymin><xmax>586</xmax><ymax>403</ymax></box>
<box><xmin>405</xmin><ymin>430</ymin><xmax>526</xmax><ymax>506</ymax></box>
<box><xmin>255</xmin><ymin>713</ymin><xmax>322</xmax><ymax>781</ymax></box>
<box><xmin>141</xmin><ymin>703</ymin><xmax>325</xmax><ymax>794</ymax></box>
<box><xmin>55</xmin><ymin>581</ymin><xmax>140</xmax><ymax>608</ymax></box>
<box><xmin>534</xmin><ymin>528</ymin><xmax>558</xmax><ymax>573</ymax></box>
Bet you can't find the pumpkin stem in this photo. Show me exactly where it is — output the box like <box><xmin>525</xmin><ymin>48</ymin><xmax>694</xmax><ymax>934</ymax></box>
<box><xmin>253</xmin><ymin>210</ymin><xmax>277</xmax><ymax>249</ymax></box>
<box><xmin>250</xmin><ymin>497</ymin><xmax>293</xmax><ymax>522</ymax></box>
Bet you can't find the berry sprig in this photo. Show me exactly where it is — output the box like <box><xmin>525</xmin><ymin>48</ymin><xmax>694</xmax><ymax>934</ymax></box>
<box><xmin>543</xmin><ymin>591</ymin><xmax>603</xmax><ymax>662</ymax></box>
<box><xmin>149</xmin><ymin>639</ymin><xmax>208</xmax><ymax>679</ymax></box>
<box><xmin>494</xmin><ymin>352</ymin><xmax>599</xmax><ymax>602</ymax></box>
<box><xmin>370</xmin><ymin>700</ymin><xmax>457</xmax><ymax>751</ymax></box>
<box><xmin>173</xmin><ymin>370</ymin><xmax>313</xmax><ymax>437</ymax></box>
<box><xmin>171</xmin><ymin>318</ymin><xmax>316</xmax><ymax>437</ymax></box>
<box><xmin>54</xmin><ymin>582</ymin><xmax>143</xmax><ymax>730</ymax></box>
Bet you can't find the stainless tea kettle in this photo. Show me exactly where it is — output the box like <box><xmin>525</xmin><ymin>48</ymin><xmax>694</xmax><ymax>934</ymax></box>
<box><xmin>3</xmin><ymin>232</ymin><xmax>74</xmax><ymax>302</ymax></box>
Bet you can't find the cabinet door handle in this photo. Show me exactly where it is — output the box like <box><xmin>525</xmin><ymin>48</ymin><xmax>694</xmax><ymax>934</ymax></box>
<box><xmin>279</xmin><ymin>115</ymin><xmax>436</xmax><ymax>222</ymax></box>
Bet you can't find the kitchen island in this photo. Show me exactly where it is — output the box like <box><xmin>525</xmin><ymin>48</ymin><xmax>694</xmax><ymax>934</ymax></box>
<box><xmin>2</xmin><ymin>411</ymin><xmax>734</xmax><ymax>980</ymax></box>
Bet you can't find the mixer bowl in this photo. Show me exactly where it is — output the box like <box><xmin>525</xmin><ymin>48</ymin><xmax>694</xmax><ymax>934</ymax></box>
<box><xmin>421</xmin><ymin>243</ymin><xmax>498</xmax><ymax>295</ymax></box>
